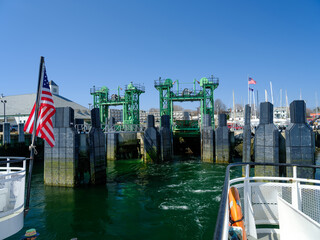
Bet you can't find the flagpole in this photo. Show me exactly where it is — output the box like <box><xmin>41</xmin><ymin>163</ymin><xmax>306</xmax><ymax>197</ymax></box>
<box><xmin>25</xmin><ymin>56</ymin><xmax>45</xmax><ymax>215</ymax></box>
<box><xmin>256</xmin><ymin>90</ymin><xmax>259</xmax><ymax>118</ymax></box>
<box><xmin>247</xmin><ymin>75</ymin><xmax>249</xmax><ymax>105</ymax></box>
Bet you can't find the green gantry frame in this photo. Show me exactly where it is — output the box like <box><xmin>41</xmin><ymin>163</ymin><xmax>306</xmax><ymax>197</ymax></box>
<box><xmin>154</xmin><ymin>76</ymin><xmax>219</xmax><ymax>129</ymax></box>
<box><xmin>90</xmin><ymin>83</ymin><xmax>145</xmax><ymax>126</ymax></box>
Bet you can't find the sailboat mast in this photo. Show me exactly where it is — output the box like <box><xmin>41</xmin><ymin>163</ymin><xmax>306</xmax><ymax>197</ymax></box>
<box><xmin>270</xmin><ymin>82</ymin><xmax>274</xmax><ymax>105</ymax></box>
<box><xmin>316</xmin><ymin>92</ymin><xmax>318</xmax><ymax>115</ymax></box>
<box><xmin>265</xmin><ymin>89</ymin><xmax>268</xmax><ymax>102</ymax></box>
<box><xmin>233</xmin><ymin>90</ymin><xmax>235</xmax><ymax>121</ymax></box>
<box><xmin>286</xmin><ymin>89</ymin><xmax>289</xmax><ymax>118</ymax></box>
<box><xmin>300</xmin><ymin>89</ymin><xmax>302</xmax><ymax>100</ymax></box>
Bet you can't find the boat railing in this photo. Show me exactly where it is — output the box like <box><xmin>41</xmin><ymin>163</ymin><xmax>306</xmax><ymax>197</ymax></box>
<box><xmin>0</xmin><ymin>157</ymin><xmax>26</xmax><ymax>219</ymax></box>
<box><xmin>213</xmin><ymin>162</ymin><xmax>320</xmax><ymax>240</ymax></box>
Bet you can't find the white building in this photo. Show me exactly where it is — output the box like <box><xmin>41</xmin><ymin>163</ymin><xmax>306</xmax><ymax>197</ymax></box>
<box><xmin>0</xmin><ymin>81</ymin><xmax>91</xmax><ymax>126</ymax></box>
<box><xmin>108</xmin><ymin>109</ymin><xmax>123</xmax><ymax>123</ymax></box>
<box><xmin>274</xmin><ymin>106</ymin><xmax>288</xmax><ymax>119</ymax></box>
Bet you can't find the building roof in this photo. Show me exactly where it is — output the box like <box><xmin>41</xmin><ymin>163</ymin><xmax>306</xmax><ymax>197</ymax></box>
<box><xmin>0</xmin><ymin>93</ymin><xmax>90</xmax><ymax>120</ymax></box>
<box><xmin>49</xmin><ymin>80</ymin><xmax>58</xmax><ymax>86</ymax></box>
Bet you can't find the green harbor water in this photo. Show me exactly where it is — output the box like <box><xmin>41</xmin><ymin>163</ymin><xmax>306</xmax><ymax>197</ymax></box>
<box><xmin>7</xmin><ymin>153</ymin><xmax>320</xmax><ymax>240</ymax></box>
<box><xmin>8</xmin><ymin>158</ymin><xmax>240</xmax><ymax>240</ymax></box>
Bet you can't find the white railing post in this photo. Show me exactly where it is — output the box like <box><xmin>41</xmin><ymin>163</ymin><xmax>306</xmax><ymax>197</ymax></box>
<box><xmin>244</xmin><ymin>164</ymin><xmax>250</xmax><ymax>232</ymax></box>
<box><xmin>292</xmin><ymin>166</ymin><xmax>302</xmax><ymax>210</ymax></box>
<box><xmin>5</xmin><ymin>158</ymin><xmax>10</xmax><ymax>212</ymax></box>
<box><xmin>222</xmin><ymin>175</ymin><xmax>231</xmax><ymax>240</ymax></box>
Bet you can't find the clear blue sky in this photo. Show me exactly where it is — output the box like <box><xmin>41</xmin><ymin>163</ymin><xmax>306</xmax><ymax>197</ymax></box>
<box><xmin>0</xmin><ymin>0</ymin><xmax>319</xmax><ymax>111</ymax></box>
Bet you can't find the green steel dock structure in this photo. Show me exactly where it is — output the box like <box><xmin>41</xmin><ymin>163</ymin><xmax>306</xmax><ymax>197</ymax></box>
<box><xmin>90</xmin><ymin>83</ymin><xmax>145</xmax><ymax>126</ymax></box>
<box><xmin>154</xmin><ymin>76</ymin><xmax>219</xmax><ymax>133</ymax></box>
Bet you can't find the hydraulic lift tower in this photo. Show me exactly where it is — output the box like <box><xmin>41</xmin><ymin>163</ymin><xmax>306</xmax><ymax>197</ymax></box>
<box><xmin>90</xmin><ymin>82</ymin><xmax>145</xmax><ymax>126</ymax></box>
<box><xmin>154</xmin><ymin>76</ymin><xmax>219</xmax><ymax>129</ymax></box>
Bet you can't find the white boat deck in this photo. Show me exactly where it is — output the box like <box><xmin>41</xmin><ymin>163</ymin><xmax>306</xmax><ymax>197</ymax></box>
<box><xmin>0</xmin><ymin>157</ymin><xmax>26</xmax><ymax>239</ymax></box>
<box><xmin>214</xmin><ymin>163</ymin><xmax>320</xmax><ymax>240</ymax></box>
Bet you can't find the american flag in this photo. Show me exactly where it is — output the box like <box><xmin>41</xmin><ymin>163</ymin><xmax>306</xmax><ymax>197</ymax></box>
<box><xmin>248</xmin><ymin>77</ymin><xmax>256</xmax><ymax>85</ymax></box>
<box><xmin>24</xmin><ymin>67</ymin><xmax>56</xmax><ymax>147</ymax></box>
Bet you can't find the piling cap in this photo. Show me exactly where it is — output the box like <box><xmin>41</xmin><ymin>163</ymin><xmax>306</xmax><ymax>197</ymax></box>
<box><xmin>290</xmin><ymin>100</ymin><xmax>306</xmax><ymax>123</ymax></box>
<box><xmin>218</xmin><ymin>114</ymin><xmax>227</xmax><ymax>127</ymax></box>
<box><xmin>54</xmin><ymin>107</ymin><xmax>74</xmax><ymax>128</ymax></box>
<box><xmin>91</xmin><ymin>108</ymin><xmax>101</xmax><ymax>128</ymax></box>
<box><xmin>260</xmin><ymin>102</ymin><xmax>273</xmax><ymax>124</ymax></box>
<box><xmin>244</xmin><ymin>105</ymin><xmax>251</xmax><ymax>125</ymax></box>
<box><xmin>161</xmin><ymin>115</ymin><xmax>170</xmax><ymax>128</ymax></box>
<box><xmin>147</xmin><ymin>115</ymin><xmax>155</xmax><ymax>128</ymax></box>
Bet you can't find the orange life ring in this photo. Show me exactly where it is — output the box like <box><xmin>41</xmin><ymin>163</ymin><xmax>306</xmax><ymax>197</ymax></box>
<box><xmin>228</xmin><ymin>186</ymin><xmax>247</xmax><ymax>240</ymax></box>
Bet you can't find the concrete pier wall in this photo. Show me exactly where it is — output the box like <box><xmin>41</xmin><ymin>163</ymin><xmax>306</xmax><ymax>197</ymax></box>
<box><xmin>215</xmin><ymin>114</ymin><xmax>230</xmax><ymax>163</ymax></box>
<box><xmin>44</xmin><ymin>107</ymin><xmax>79</xmax><ymax>187</ymax></box>
<box><xmin>106</xmin><ymin>133</ymin><xmax>118</xmax><ymax>160</ymax></box>
<box><xmin>286</xmin><ymin>100</ymin><xmax>315</xmax><ymax>178</ymax></box>
<box><xmin>106</xmin><ymin>132</ymin><xmax>139</xmax><ymax>160</ymax></box>
<box><xmin>160</xmin><ymin>115</ymin><xmax>173</xmax><ymax>161</ymax></box>
<box><xmin>89</xmin><ymin>108</ymin><xmax>106</xmax><ymax>184</ymax></box>
<box><xmin>118</xmin><ymin>132</ymin><xmax>139</xmax><ymax>159</ymax></box>
<box><xmin>201</xmin><ymin>114</ymin><xmax>215</xmax><ymax>163</ymax></box>
<box><xmin>254</xmin><ymin>102</ymin><xmax>279</xmax><ymax>177</ymax></box>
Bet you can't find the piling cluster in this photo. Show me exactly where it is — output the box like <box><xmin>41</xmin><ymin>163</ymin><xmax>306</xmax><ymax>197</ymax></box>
<box><xmin>44</xmin><ymin>107</ymin><xmax>79</xmax><ymax>187</ymax></box>
<box><xmin>285</xmin><ymin>101</ymin><xmax>315</xmax><ymax>178</ymax></box>
<box><xmin>254</xmin><ymin>102</ymin><xmax>280</xmax><ymax>177</ymax></box>
<box><xmin>215</xmin><ymin>114</ymin><xmax>230</xmax><ymax>163</ymax></box>
<box><xmin>89</xmin><ymin>108</ymin><xmax>106</xmax><ymax>184</ymax></box>
<box><xmin>201</xmin><ymin>114</ymin><xmax>214</xmax><ymax>163</ymax></box>
<box><xmin>1</xmin><ymin>98</ymin><xmax>317</xmax><ymax>188</ymax></box>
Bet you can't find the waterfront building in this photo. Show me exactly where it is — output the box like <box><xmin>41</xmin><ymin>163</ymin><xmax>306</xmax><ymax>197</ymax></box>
<box><xmin>273</xmin><ymin>106</ymin><xmax>288</xmax><ymax>119</ymax></box>
<box><xmin>0</xmin><ymin>81</ymin><xmax>91</xmax><ymax>126</ymax></box>
<box><xmin>228</xmin><ymin>108</ymin><xmax>245</xmax><ymax>121</ymax></box>
<box><xmin>108</xmin><ymin>108</ymin><xmax>123</xmax><ymax>123</ymax></box>
<box><xmin>140</xmin><ymin>110</ymin><xmax>147</xmax><ymax>124</ymax></box>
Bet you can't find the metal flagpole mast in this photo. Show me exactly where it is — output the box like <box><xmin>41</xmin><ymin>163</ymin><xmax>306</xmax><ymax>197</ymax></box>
<box><xmin>25</xmin><ymin>56</ymin><xmax>45</xmax><ymax>215</ymax></box>
<box><xmin>253</xmin><ymin>90</ymin><xmax>256</xmax><ymax>119</ymax></box>
<box><xmin>247</xmin><ymin>75</ymin><xmax>249</xmax><ymax>105</ymax></box>
<box><xmin>256</xmin><ymin>90</ymin><xmax>259</xmax><ymax>118</ymax></box>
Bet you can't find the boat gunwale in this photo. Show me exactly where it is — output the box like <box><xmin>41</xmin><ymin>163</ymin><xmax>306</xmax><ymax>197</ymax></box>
<box><xmin>0</xmin><ymin>156</ymin><xmax>27</xmax><ymax>219</ymax></box>
<box><xmin>213</xmin><ymin>162</ymin><xmax>320</xmax><ymax>240</ymax></box>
